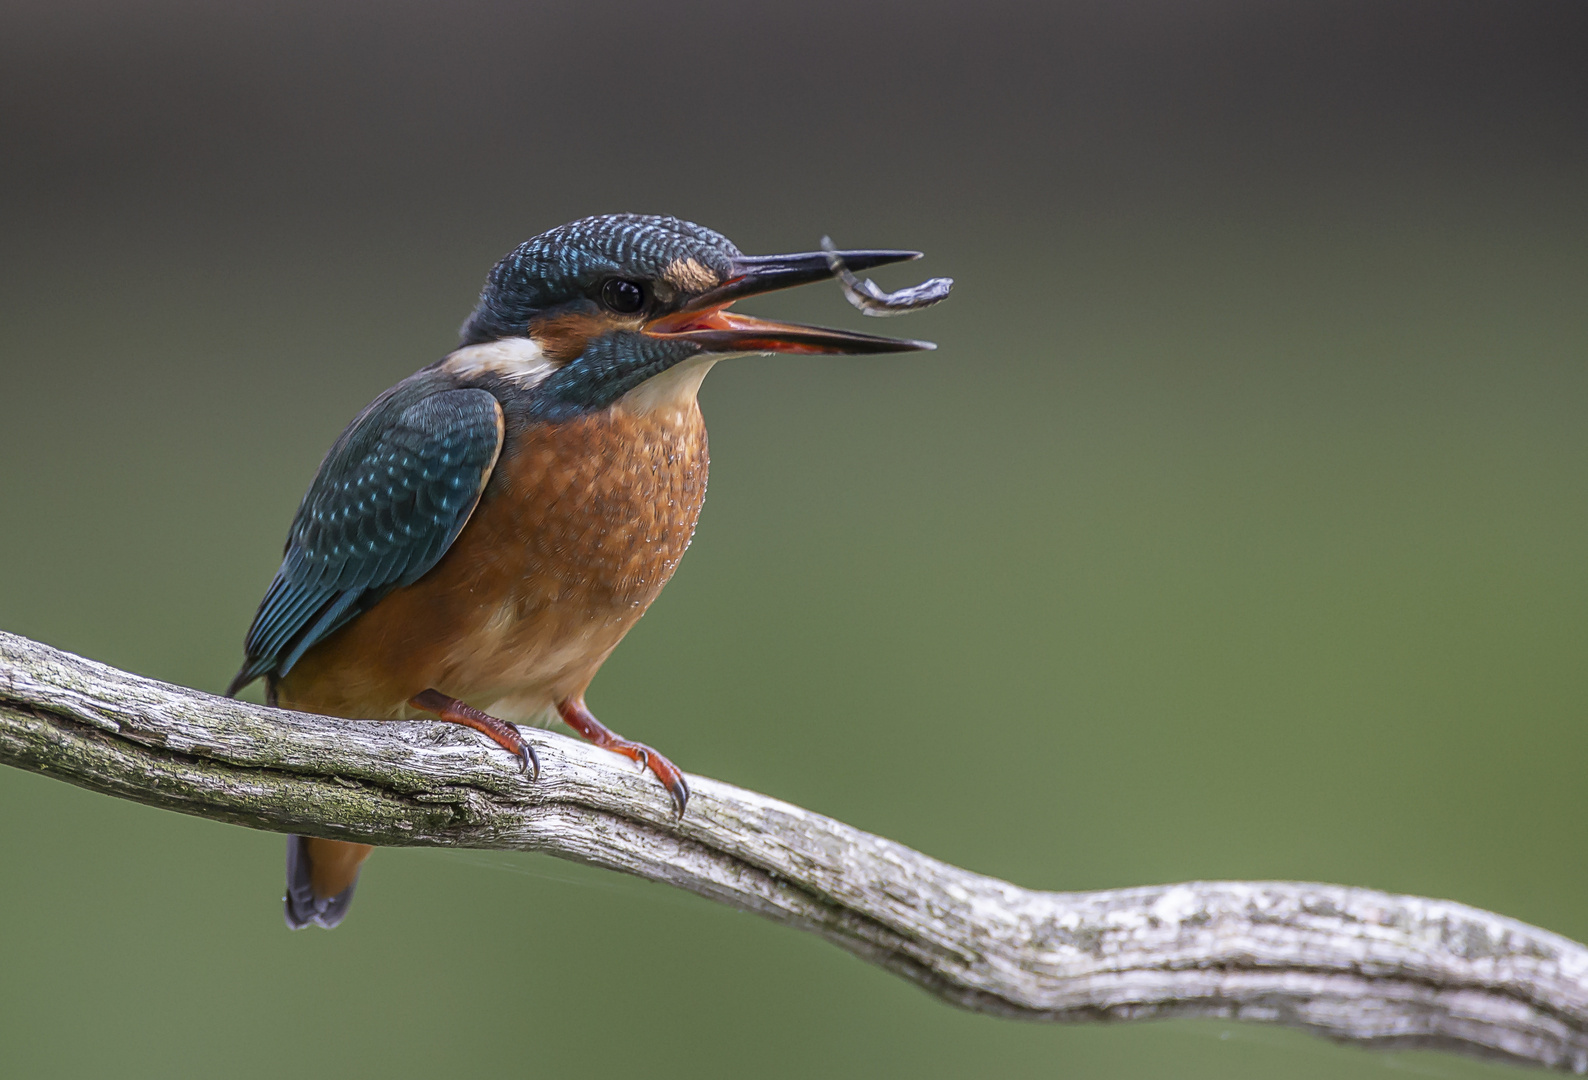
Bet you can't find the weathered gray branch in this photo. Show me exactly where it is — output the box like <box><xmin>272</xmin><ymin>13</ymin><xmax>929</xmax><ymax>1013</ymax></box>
<box><xmin>1</xmin><ymin>630</ymin><xmax>1584</xmax><ymax>1072</ymax></box>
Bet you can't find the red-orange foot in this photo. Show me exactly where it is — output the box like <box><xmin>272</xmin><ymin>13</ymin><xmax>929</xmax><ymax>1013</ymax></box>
<box><xmin>557</xmin><ymin>697</ymin><xmax>689</xmax><ymax>816</ymax></box>
<box><xmin>409</xmin><ymin>689</ymin><xmax>539</xmax><ymax>780</ymax></box>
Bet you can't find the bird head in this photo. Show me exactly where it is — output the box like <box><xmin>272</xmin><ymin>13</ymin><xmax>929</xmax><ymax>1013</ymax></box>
<box><xmin>455</xmin><ymin>214</ymin><xmax>933</xmax><ymax>418</ymax></box>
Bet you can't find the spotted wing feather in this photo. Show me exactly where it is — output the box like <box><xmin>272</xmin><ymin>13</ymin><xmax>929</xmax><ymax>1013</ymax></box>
<box><xmin>227</xmin><ymin>386</ymin><xmax>505</xmax><ymax>695</ymax></box>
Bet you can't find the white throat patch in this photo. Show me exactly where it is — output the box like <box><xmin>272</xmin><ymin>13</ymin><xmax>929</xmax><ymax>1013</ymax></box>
<box><xmin>619</xmin><ymin>355</ymin><xmax>723</xmax><ymax>419</ymax></box>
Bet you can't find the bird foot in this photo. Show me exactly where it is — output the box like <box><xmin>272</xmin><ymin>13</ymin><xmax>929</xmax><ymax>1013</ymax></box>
<box><xmin>409</xmin><ymin>689</ymin><xmax>539</xmax><ymax>780</ymax></box>
<box><xmin>556</xmin><ymin>698</ymin><xmax>689</xmax><ymax>816</ymax></box>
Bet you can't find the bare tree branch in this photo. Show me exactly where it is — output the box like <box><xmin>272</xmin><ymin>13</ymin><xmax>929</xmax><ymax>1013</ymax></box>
<box><xmin>1</xmin><ymin>629</ymin><xmax>1584</xmax><ymax>1072</ymax></box>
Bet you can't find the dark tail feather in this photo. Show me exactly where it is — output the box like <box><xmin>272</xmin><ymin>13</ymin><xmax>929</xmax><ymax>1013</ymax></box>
<box><xmin>284</xmin><ymin>834</ymin><xmax>367</xmax><ymax>930</ymax></box>
<box><xmin>224</xmin><ymin>663</ymin><xmax>272</xmax><ymax>700</ymax></box>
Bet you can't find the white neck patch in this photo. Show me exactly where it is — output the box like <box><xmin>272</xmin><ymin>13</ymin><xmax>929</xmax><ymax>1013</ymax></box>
<box><xmin>443</xmin><ymin>336</ymin><xmax>728</xmax><ymax>419</ymax></box>
<box><xmin>440</xmin><ymin>337</ymin><xmax>555</xmax><ymax>388</ymax></box>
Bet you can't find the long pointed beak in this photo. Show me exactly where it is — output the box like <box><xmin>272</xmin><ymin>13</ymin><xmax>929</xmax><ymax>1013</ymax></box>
<box><xmin>645</xmin><ymin>248</ymin><xmax>936</xmax><ymax>355</ymax></box>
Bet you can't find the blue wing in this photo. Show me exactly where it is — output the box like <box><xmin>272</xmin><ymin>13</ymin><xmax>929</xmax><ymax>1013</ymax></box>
<box><xmin>227</xmin><ymin>384</ymin><xmax>505</xmax><ymax>695</ymax></box>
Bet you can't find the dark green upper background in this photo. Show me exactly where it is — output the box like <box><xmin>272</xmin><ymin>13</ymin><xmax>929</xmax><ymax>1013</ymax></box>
<box><xmin>2</xmin><ymin>2</ymin><xmax>1585</xmax><ymax>1078</ymax></box>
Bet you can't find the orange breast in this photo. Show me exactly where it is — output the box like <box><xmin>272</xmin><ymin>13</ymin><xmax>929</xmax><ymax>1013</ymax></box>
<box><xmin>276</xmin><ymin>400</ymin><xmax>709</xmax><ymax>721</ymax></box>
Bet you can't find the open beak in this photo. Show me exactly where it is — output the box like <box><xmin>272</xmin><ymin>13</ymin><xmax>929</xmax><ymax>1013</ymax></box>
<box><xmin>644</xmin><ymin>249</ymin><xmax>936</xmax><ymax>354</ymax></box>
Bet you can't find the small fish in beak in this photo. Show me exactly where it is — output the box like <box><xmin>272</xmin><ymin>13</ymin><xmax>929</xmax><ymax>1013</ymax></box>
<box><xmin>822</xmin><ymin>236</ymin><xmax>954</xmax><ymax>317</ymax></box>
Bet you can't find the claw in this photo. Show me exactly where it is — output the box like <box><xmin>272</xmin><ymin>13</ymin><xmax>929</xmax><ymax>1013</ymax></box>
<box><xmin>666</xmin><ymin>774</ymin><xmax>690</xmax><ymax>818</ymax></box>
<box><xmin>556</xmin><ymin>697</ymin><xmax>689</xmax><ymax>816</ymax></box>
<box><xmin>409</xmin><ymin>689</ymin><xmax>540</xmax><ymax>781</ymax></box>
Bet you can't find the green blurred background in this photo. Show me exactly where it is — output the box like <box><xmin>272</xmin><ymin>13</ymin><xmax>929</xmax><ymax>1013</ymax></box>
<box><xmin>2</xmin><ymin>1</ymin><xmax>1585</xmax><ymax>1076</ymax></box>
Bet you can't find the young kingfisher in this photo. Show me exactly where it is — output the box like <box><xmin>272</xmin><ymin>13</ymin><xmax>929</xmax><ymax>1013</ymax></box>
<box><xmin>226</xmin><ymin>214</ymin><xmax>936</xmax><ymax>929</ymax></box>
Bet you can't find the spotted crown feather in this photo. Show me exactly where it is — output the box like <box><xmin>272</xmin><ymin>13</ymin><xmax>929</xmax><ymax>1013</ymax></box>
<box><xmin>460</xmin><ymin>214</ymin><xmax>741</xmax><ymax>346</ymax></box>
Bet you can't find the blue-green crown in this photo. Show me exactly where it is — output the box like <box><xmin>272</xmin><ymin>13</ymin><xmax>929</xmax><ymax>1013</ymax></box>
<box><xmin>460</xmin><ymin>214</ymin><xmax>741</xmax><ymax>345</ymax></box>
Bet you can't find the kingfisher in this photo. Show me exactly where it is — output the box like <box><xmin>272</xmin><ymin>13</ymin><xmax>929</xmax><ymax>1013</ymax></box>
<box><xmin>226</xmin><ymin>214</ymin><xmax>937</xmax><ymax>929</ymax></box>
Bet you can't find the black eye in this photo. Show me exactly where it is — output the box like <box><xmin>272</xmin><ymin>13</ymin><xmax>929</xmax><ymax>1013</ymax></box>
<box><xmin>600</xmin><ymin>278</ymin><xmax>647</xmax><ymax>314</ymax></box>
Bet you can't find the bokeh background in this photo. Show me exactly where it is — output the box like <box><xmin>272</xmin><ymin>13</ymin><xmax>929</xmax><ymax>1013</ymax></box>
<box><xmin>2</xmin><ymin>1</ymin><xmax>1585</xmax><ymax>1076</ymax></box>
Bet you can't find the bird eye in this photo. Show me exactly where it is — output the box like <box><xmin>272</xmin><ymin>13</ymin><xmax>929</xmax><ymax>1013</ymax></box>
<box><xmin>600</xmin><ymin>278</ymin><xmax>647</xmax><ymax>315</ymax></box>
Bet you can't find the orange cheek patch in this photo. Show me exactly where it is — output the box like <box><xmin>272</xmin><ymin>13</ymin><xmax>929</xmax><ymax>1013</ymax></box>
<box><xmin>528</xmin><ymin>310</ymin><xmax>628</xmax><ymax>363</ymax></box>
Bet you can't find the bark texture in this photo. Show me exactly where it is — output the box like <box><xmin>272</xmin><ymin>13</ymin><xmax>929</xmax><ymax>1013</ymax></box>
<box><xmin>2</xmin><ymin>630</ymin><xmax>1584</xmax><ymax>1072</ymax></box>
